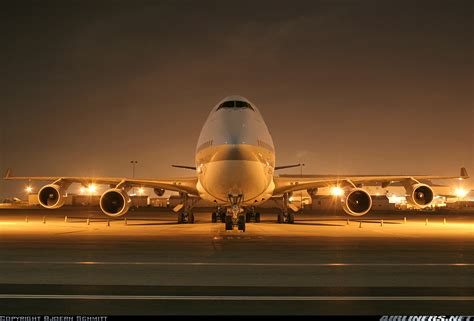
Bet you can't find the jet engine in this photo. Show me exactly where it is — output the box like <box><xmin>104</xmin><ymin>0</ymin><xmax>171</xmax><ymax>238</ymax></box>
<box><xmin>307</xmin><ymin>188</ymin><xmax>318</xmax><ymax>197</ymax></box>
<box><xmin>38</xmin><ymin>184</ymin><xmax>67</xmax><ymax>209</ymax></box>
<box><xmin>100</xmin><ymin>189</ymin><xmax>131</xmax><ymax>217</ymax></box>
<box><xmin>341</xmin><ymin>188</ymin><xmax>372</xmax><ymax>216</ymax></box>
<box><xmin>154</xmin><ymin>188</ymin><xmax>165</xmax><ymax>197</ymax></box>
<box><xmin>405</xmin><ymin>183</ymin><xmax>434</xmax><ymax>208</ymax></box>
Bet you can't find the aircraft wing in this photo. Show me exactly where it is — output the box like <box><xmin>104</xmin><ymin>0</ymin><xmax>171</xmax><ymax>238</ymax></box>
<box><xmin>3</xmin><ymin>169</ymin><xmax>199</xmax><ymax>195</ymax></box>
<box><xmin>273</xmin><ymin>167</ymin><xmax>469</xmax><ymax>195</ymax></box>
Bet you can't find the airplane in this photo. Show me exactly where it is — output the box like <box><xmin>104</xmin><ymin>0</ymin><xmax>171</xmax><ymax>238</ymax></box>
<box><xmin>3</xmin><ymin>95</ymin><xmax>469</xmax><ymax>231</ymax></box>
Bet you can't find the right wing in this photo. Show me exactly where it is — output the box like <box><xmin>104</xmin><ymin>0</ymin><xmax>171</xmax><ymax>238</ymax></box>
<box><xmin>273</xmin><ymin>167</ymin><xmax>469</xmax><ymax>195</ymax></box>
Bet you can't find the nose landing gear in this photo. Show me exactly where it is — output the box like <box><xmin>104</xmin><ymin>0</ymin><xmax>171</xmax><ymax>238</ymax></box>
<box><xmin>225</xmin><ymin>194</ymin><xmax>245</xmax><ymax>231</ymax></box>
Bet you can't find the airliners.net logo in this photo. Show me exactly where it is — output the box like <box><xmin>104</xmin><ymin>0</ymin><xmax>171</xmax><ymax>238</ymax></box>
<box><xmin>380</xmin><ymin>317</ymin><xmax>473</xmax><ymax>321</ymax></box>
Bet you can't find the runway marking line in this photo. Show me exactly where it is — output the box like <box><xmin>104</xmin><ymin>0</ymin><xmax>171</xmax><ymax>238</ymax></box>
<box><xmin>0</xmin><ymin>261</ymin><xmax>472</xmax><ymax>267</ymax></box>
<box><xmin>0</xmin><ymin>294</ymin><xmax>473</xmax><ymax>301</ymax></box>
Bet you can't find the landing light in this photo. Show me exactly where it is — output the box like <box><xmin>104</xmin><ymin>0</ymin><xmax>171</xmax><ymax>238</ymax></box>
<box><xmin>25</xmin><ymin>186</ymin><xmax>33</xmax><ymax>193</ymax></box>
<box><xmin>79</xmin><ymin>187</ymin><xmax>86</xmax><ymax>194</ymax></box>
<box><xmin>330</xmin><ymin>186</ymin><xmax>344</xmax><ymax>196</ymax></box>
<box><xmin>138</xmin><ymin>187</ymin><xmax>144</xmax><ymax>195</ymax></box>
<box><xmin>454</xmin><ymin>188</ymin><xmax>468</xmax><ymax>198</ymax></box>
<box><xmin>88</xmin><ymin>184</ymin><xmax>97</xmax><ymax>194</ymax></box>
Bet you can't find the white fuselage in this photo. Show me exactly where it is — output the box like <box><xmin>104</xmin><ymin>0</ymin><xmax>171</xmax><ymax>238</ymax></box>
<box><xmin>195</xmin><ymin>96</ymin><xmax>275</xmax><ymax>206</ymax></box>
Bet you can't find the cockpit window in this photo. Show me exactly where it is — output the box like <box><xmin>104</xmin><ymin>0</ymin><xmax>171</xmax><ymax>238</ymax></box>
<box><xmin>216</xmin><ymin>101</ymin><xmax>254</xmax><ymax>111</ymax></box>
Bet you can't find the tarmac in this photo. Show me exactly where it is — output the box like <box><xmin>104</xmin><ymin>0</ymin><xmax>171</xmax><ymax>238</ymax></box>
<box><xmin>0</xmin><ymin>207</ymin><xmax>473</xmax><ymax>315</ymax></box>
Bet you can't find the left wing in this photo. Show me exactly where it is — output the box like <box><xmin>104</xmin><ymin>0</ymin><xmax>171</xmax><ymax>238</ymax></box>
<box><xmin>3</xmin><ymin>169</ymin><xmax>199</xmax><ymax>195</ymax></box>
<box><xmin>273</xmin><ymin>167</ymin><xmax>469</xmax><ymax>195</ymax></box>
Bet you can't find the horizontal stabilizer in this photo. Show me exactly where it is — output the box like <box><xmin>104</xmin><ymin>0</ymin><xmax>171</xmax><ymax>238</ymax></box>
<box><xmin>172</xmin><ymin>165</ymin><xmax>196</xmax><ymax>170</ymax></box>
<box><xmin>275</xmin><ymin>163</ymin><xmax>304</xmax><ymax>171</ymax></box>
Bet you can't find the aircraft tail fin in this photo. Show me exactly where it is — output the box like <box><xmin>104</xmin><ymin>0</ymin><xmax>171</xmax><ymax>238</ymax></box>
<box><xmin>460</xmin><ymin>167</ymin><xmax>469</xmax><ymax>179</ymax></box>
<box><xmin>4</xmin><ymin>168</ymin><xmax>12</xmax><ymax>179</ymax></box>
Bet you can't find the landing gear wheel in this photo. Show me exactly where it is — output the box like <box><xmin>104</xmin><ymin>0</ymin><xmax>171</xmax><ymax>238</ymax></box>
<box><xmin>277</xmin><ymin>213</ymin><xmax>284</xmax><ymax>224</ymax></box>
<box><xmin>220</xmin><ymin>214</ymin><xmax>226</xmax><ymax>223</ymax></box>
<box><xmin>287</xmin><ymin>213</ymin><xmax>294</xmax><ymax>224</ymax></box>
<box><xmin>211</xmin><ymin>212</ymin><xmax>217</xmax><ymax>223</ymax></box>
<box><xmin>255</xmin><ymin>212</ymin><xmax>261</xmax><ymax>223</ymax></box>
<box><xmin>225</xmin><ymin>216</ymin><xmax>233</xmax><ymax>231</ymax></box>
<box><xmin>245</xmin><ymin>213</ymin><xmax>251</xmax><ymax>223</ymax></box>
<box><xmin>238</xmin><ymin>216</ymin><xmax>246</xmax><ymax>231</ymax></box>
<box><xmin>177</xmin><ymin>212</ymin><xmax>185</xmax><ymax>224</ymax></box>
<box><xmin>188</xmin><ymin>212</ymin><xmax>195</xmax><ymax>224</ymax></box>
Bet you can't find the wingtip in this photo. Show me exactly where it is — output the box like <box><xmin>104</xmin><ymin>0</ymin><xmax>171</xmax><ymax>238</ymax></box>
<box><xmin>460</xmin><ymin>167</ymin><xmax>469</xmax><ymax>179</ymax></box>
<box><xmin>4</xmin><ymin>168</ymin><xmax>12</xmax><ymax>179</ymax></box>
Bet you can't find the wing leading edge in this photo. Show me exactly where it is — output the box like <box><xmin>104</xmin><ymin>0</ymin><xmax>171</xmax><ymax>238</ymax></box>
<box><xmin>3</xmin><ymin>169</ymin><xmax>199</xmax><ymax>196</ymax></box>
<box><xmin>273</xmin><ymin>167</ymin><xmax>469</xmax><ymax>195</ymax></box>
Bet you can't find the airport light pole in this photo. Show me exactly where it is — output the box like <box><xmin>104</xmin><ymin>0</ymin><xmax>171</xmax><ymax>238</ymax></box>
<box><xmin>300</xmin><ymin>163</ymin><xmax>305</xmax><ymax>210</ymax></box>
<box><xmin>130</xmin><ymin>160</ymin><xmax>138</xmax><ymax>195</ymax></box>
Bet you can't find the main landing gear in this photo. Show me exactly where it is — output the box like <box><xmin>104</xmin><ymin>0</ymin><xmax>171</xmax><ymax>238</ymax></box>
<box><xmin>211</xmin><ymin>207</ymin><xmax>226</xmax><ymax>223</ymax></box>
<box><xmin>245</xmin><ymin>207</ymin><xmax>261</xmax><ymax>223</ymax></box>
<box><xmin>178</xmin><ymin>211</ymin><xmax>194</xmax><ymax>224</ymax></box>
<box><xmin>277</xmin><ymin>192</ymin><xmax>295</xmax><ymax>224</ymax></box>
<box><xmin>177</xmin><ymin>193</ymin><xmax>195</xmax><ymax>224</ymax></box>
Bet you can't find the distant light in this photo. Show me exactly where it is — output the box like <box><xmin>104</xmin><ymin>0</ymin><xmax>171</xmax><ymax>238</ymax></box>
<box><xmin>79</xmin><ymin>187</ymin><xmax>86</xmax><ymax>194</ymax></box>
<box><xmin>454</xmin><ymin>188</ymin><xmax>468</xmax><ymax>198</ymax></box>
<box><xmin>25</xmin><ymin>186</ymin><xmax>33</xmax><ymax>193</ymax></box>
<box><xmin>88</xmin><ymin>184</ymin><xmax>97</xmax><ymax>194</ymax></box>
<box><xmin>330</xmin><ymin>186</ymin><xmax>344</xmax><ymax>196</ymax></box>
<box><xmin>138</xmin><ymin>187</ymin><xmax>144</xmax><ymax>195</ymax></box>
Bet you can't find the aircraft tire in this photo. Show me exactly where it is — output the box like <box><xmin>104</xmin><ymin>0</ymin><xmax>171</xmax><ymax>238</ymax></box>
<box><xmin>177</xmin><ymin>212</ymin><xmax>184</xmax><ymax>224</ymax></box>
<box><xmin>277</xmin><ymin>213</ymin><xmax>284</xmax><ymax>224</ymax></box>
<box><xmin>188</xmin><ymin>212</ymin><xmax>195</xmax><ymax>224</ymax></box>
<box><xmin>238</xmin><ymin>216</ymin><xmax>246</xmax><ymax>232</ymax></box>
<box><xmin>287</xmin><ymin>213</ymin><xmax>294</xmax><ymax>224</ymax></box>
<box><xmin>225</xmin><ymin>216</ymin><xmax>233</xmax><ymax>230</ymax></box>
<box><xmin>245</xmin><ymin>213</ymin><xmax>251</xmax><ymax>223</ymax></box>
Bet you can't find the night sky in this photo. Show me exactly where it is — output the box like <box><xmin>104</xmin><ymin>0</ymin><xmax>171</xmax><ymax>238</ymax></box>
<box><xmin>0</xmin><ymin>0</ymin><xmax>472</xmax><ymax>198</ymax></box>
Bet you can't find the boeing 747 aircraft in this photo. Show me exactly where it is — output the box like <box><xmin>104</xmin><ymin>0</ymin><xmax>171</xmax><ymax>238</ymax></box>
<box><xmin>4</xmin><ymin>95</ymin><xmax>469</xmax><ymax>231</ymax></box>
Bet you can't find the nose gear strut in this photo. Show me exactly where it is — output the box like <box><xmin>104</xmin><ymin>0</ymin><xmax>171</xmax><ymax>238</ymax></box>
<box><xmin>225</xmin><ymin>194</ymin><xmax>245</xmax><ymax>231</ymax></box>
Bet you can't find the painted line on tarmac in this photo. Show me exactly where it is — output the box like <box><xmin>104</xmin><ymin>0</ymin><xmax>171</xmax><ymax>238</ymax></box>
<box><xmin>0</xmin><ymin>261</ymin><xmax>472</xmax><ymax>267</ymax></box>
<box><xmin>0</xmin><ymin>294</ymin><xmax>473</xmax><ymax>301</ymax></box>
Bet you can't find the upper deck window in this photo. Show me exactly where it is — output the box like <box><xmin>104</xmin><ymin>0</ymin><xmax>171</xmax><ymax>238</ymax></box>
<box><xmin>216</xmin><ymin>100</ymin><xmax>254</xmax><ymax>111</ymax></box>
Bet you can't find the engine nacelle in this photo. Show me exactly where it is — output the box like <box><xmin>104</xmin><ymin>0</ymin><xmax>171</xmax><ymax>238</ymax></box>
<box><xmin>307</xmin><ymin>188</ymin><xmax>318</xmax><ymax>197</ymax></box>
<box><xmin>100</xmin><ymin>189</ymin><xmax>131</xmax><ymax>217</ymax></box>
<box><xmin>38</xmin><ymin>184</ymin><xmax>67</xmax><ymax>209</ymax></box>
<box><xmin>154</xmin><ymin>188</ymin><xmax>165</xmax><ymax>197</ymax></box>
<box><xmin>405</xmin><ymin>183</ymin><xmax>434</xmax><ymax>208</ymax></box>
<box><xmin>341</xmin><ymin>188</ymin><xmax>372</xmax><ymax>216</ymax></box>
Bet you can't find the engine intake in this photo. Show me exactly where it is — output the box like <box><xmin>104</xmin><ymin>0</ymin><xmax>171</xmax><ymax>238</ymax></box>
<box><xmin>38</xmin><ymin>184</ymin><xmax>67</xmax><ymax>209</ymax></box>
<box><xmin>341</xmin><ymin>188</ymin><xmax>372</xmax><ymax>216</ymax></box>
<box><xmin>405</xmin><ymin>183</ymin><xmax>434</xmax><ymax>208</ymax></box>
<box><xmin>307</xmin><ymin>188</ymin><xmax>318</xmax><ymax>197</ymax></box>
<box><xmin>100</xmin><ymin>189</ymin><xmax>131</xmax><ymax>217</ymax></box>
<box><xmin>154</xmin><ymin>188</ymin><xmax>165</xmax><ymax>197</ymax></box>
